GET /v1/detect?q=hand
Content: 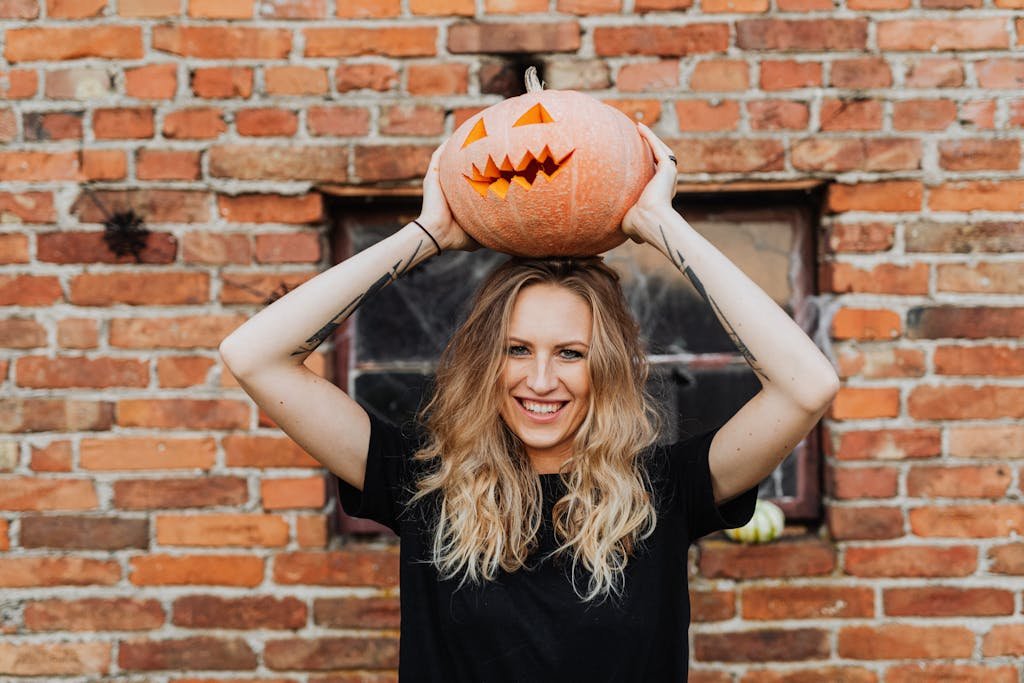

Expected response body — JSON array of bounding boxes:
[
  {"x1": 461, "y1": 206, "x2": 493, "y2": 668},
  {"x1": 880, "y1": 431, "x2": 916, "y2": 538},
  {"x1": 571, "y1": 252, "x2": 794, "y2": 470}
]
[
  {"x1": 621, "y1": 123, "x2": 678, "y2": 244},
  {"x1": 418, "y1": 142, "x2": 479, "y2": 252}
]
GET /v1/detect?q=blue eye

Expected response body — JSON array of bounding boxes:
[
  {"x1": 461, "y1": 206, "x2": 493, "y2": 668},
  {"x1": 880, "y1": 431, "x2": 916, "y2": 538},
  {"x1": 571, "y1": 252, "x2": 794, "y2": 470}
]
[
  {"x1": 507, "y1": 345, "x2": 529, "y2": 356},
  {"x1": 559, "y1": 349, "x2": 585, "y2": 360}
]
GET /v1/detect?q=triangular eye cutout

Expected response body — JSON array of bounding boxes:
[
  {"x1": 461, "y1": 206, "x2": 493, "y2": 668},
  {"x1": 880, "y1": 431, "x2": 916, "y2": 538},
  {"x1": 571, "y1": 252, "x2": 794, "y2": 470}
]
[
  {"x1": 513, "y1": 103, "x2": 555, "y2": 127},
  {"x1": 461, "y1": 118, "x2": 488, "y2": 148}
]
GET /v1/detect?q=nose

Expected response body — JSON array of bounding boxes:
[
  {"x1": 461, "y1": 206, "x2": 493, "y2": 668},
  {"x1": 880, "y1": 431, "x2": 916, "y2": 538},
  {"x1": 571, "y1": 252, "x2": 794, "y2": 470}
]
[{"x1": 525, "y1": 356, "x2": 558, "y2": 395}]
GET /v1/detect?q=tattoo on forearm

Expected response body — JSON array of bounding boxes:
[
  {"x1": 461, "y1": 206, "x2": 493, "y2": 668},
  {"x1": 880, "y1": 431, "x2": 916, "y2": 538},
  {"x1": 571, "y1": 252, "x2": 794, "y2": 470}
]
[
  {"x1": 657, "y1": 225, "x2": 769, "y2": 382},
  {"x1": 289, "y1": 241, "x2": 425, "y2": 357}
]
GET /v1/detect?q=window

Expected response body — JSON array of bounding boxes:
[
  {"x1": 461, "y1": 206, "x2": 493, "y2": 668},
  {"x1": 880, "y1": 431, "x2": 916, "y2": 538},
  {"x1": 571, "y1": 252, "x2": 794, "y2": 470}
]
[{"x1": 325, "y1": 187, "x2": 825, "y2": 533}]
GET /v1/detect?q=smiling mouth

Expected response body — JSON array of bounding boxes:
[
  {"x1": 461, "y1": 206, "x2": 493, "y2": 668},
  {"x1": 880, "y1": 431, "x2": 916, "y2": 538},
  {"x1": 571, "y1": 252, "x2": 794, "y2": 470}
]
[
  {"x1": 517, "y1": 398, "x2": 568, "y2": 416},
  {"x1": 464, "y1": 147, "x2": 574, "y2": 199}
]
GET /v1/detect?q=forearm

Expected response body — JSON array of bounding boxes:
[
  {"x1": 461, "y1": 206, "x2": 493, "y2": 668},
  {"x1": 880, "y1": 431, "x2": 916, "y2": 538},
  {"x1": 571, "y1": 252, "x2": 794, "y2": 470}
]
[
  {"x1": 220, "y1": 222, "x2": 436, "y2": 377},
  {"x1": 640, "y1": 206, "x2": 838, "y2": 411}
]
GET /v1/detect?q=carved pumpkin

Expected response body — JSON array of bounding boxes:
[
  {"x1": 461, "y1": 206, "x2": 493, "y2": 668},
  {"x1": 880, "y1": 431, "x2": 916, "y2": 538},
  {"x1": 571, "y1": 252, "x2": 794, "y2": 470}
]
[{"x1": 439, "y1": 68, "x2": 654, "y2": 257}]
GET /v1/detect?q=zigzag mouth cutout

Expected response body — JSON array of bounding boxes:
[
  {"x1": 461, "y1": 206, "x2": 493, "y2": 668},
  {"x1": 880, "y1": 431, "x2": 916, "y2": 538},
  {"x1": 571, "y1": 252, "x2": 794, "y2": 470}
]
[{"x1": 463, "y1": 146, "x2": 574, "y2": 199}]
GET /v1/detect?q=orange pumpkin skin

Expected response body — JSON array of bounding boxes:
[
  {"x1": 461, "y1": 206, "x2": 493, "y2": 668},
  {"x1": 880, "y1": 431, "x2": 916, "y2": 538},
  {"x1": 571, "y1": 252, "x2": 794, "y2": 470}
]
[{"x1": 438, "y1": 88, "x2": 654, "y2": 257}]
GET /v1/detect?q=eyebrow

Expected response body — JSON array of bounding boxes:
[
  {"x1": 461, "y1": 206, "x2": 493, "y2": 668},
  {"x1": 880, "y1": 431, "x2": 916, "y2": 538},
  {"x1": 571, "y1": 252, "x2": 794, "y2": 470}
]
[{"x1": 509, "y1": 336, "x2": 590, "y2": 348}]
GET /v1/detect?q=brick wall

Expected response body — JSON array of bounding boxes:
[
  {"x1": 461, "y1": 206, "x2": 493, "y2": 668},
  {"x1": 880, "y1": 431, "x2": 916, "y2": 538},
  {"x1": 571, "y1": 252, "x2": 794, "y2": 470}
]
[{"x1": 1, "y1": 0, "x2": 1022, "y2": 679}]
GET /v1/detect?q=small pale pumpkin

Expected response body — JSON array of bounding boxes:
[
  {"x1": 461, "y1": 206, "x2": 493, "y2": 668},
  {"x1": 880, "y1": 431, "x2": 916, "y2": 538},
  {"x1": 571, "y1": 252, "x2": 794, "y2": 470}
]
[
  {"x1": 723, "y1": 499, "x2": 786, "y2": 544},
  {"x1": 439, "y1": 68, "x2": 654, "y2": 257}
]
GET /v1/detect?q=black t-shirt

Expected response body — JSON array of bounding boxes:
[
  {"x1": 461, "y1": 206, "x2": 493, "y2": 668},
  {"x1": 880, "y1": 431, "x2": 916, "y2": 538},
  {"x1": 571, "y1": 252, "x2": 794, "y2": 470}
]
[{"x1": 335, "y1": 413, "x2": 757, "y2": 682}]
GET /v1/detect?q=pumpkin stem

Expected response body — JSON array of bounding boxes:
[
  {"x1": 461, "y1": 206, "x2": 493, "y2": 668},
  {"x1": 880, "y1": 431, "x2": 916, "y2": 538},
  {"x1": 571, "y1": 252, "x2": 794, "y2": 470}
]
[{"x1": 524, "y1": 66, "x2": 544, "y2": 93}]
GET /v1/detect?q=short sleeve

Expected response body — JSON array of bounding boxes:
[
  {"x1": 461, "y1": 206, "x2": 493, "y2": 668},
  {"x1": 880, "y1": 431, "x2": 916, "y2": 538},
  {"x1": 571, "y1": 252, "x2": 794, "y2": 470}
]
[
  {"x1": 669, "y1": 428, "x2": 759, "y2": 542},
  {"x1": 334, "y1": 413, "x2": 421, "y2": 535}
]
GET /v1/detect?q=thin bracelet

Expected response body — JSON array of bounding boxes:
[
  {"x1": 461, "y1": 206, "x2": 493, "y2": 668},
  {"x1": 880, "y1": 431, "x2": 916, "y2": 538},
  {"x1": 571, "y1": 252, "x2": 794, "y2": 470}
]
[{"x1": 412, "y1": 219, "x2": 442, "y2": 256}]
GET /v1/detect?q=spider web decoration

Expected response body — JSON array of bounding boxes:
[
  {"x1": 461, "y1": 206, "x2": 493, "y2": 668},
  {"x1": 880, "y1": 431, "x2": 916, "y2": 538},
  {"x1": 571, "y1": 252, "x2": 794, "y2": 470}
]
[{"x1": 82, "y1": 187, "x2": 151, "y2": 263}]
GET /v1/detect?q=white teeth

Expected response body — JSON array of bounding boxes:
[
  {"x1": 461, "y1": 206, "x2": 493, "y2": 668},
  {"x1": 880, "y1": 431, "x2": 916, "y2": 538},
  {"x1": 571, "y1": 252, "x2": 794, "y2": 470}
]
[{"x1": 522, "y1": 400, "x2": 561, "y2": 414}]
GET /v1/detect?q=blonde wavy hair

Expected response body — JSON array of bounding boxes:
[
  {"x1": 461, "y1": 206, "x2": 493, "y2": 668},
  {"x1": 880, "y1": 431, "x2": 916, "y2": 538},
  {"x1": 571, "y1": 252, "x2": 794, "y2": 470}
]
[{"x1": 411, "y1": 257, "x2": 661, "y2": 601}]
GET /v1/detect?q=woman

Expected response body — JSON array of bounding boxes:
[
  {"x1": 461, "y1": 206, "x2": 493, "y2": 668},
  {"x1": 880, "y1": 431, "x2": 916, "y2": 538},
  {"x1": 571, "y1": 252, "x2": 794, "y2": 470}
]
[{"x1": 219, "y1": 124, "x2": 840, "y2": 680}]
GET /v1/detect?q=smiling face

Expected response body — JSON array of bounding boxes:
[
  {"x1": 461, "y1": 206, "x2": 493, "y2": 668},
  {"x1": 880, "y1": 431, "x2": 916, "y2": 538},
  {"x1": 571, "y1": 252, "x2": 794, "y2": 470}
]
[{"x1": 498, "y1": 283, "x2": 593, "y2": 474}]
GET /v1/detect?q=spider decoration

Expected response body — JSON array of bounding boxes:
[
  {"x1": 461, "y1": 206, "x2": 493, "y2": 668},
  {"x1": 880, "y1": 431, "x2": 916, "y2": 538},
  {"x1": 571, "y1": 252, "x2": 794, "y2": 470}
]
[{"x1": 82, "y1": 188, "x2": 151, "y2": 263}]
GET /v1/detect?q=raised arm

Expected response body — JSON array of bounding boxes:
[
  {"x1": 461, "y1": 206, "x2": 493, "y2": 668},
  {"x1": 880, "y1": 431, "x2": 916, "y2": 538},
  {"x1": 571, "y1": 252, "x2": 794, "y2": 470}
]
[
  {"x1": 622, "y1": 124, "x2": 840, "y2": 505},
  {"x1": 219, "y1": 144, "x2": 475, "y2": 489}
]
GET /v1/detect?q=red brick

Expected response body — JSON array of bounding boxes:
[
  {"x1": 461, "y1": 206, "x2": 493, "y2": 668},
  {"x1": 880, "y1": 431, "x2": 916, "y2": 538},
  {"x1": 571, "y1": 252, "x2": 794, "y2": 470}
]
[
  {"x1": 38, "y1": 231, "x2": 176, "y2": 264},
  {"x1": 694, "y1": 629, "x2": 829, "y2": 662},
  {"x1": 962, "y1": 99, "x2": 996, "y2": 129},
  {"x1": 74, "y1": 189, "x2": 210, "y2": 226},
  {"x1": 307, "y1": 106, "x2": 370, "y2": 136},
  {"x1": 224, "y1": 435, "x2": 320, "y2": 468},
  {"x1": 0, "y1": 642, "x2": 111, "y2": 675},
  {"x1": 936, "y1": 345, "x2": 1024, "y2": 376},
  {"x1": 261, "y1": 477, "x2": 326, "y2": 510},
  {"x1": 314, "y1": 597, "x2": 400, "y2": 629},
  {"x1": 130, "y1": 555, "x2": 264, "y2": 587},
  {"x1": 274, "y1": 549, "x2": 400, "y2": 586},
  {"x1": 173, "y1": 595, "x2": 306, "y2": 629},
  {"x1": 989, "y1": 543, "x2": 1024, "y2": 575},
  {"x1": 827, "y1": 181, "x2": 923, "y2": 213},
  {"x1": 690, "y1": 589, "x2": 735, "y2": 622},
  {"x1": 235, "y1": 108, "x2": 298, "y2": 137},
  {"x1": 939, "y1": 139, "x2": 1020, "y2": 171},
  {"x1": 742, "y1": 585, "x2": 874, "y2": 620},
  {"x1": 910, "y1": 505, "x2": 1024, "y2": 537},
  {"x1": 937, "y1": 262, "x2": 1024, "y2": 295},
  {"x1": 210, "y1": 145, "x2": 348, "y2": 182},
  {"x1": 337, "y1": 0, "x2": 400, "y2": 15},
  {"x1": 603, "y1": 99, "x2": 661, "y2": 124},
  {"x1": 137, "y1": 149, "x2": 201, "y2": 181},
  {"x1": 930, "y1": 181, "x2": 1024, "y2": 212},
  {"x1": 117, "y1": 399, "x2": 249, "y2": 430},
  {"x1": 412, "y1": 0, "x2": 475, "y2": 13},
  {"x1": 21, "y1": 515, "x2": 148, "y2": 550},
  {"x1": 219, "y1": 193, "x2": 319, "y2": 225},
  {"x1": 820, "y1": 98, "x2": 883, "y2": 131},
  {"x1": 907, "y1": 306, "x2": 1024, "y2": 339},
  {"x1": 844, "y1": 545, "x2": 976, "y2": 577},
  {"x1": 828, "y1": 506, "x2": 903, "y2": 540},
  {"x1": 407, "y1": 63, "x2": 469, "y2": 95},
  {"x1": 264, "y1": 636, "x2": 398, "y2": 670},
  {"x1": 189, "y1": 0, "x2": 253, "y2": 17},
  {"x1": 163, "y1": 107, "x2": 226, "y2": 139},
  {"x1": 699, "y1": 538, "x2": 836, "y2": 579},
  {"x1": 0, "y1": 233, "x2": 28, "y2": 263},
  {"x1": 748, "y1": 100, "x2": 808, "y2": 130},
  {"x1": 829, "y1": 387, "x2": 900, "y2": 420},
  {"x1": 0, "y1": 398, "x2": 114, "y2": 433},
  {"x1": 673, "y1": 138, "x2": 784, "y2": 172},
  {"x1": 822, "y1": 262, "x2": 928, "y2": 295},
  {"x1": 80, "y1": 149, "x2": 127, "y2": 181},
  {"x1": 0, "y1": 477, "x2": 97, "y2": 510},
  {"x1": 125, "y1": 63, "x2": 177, "y2": 99},
  {"x1": 70, "y1": 272, "x2": 208, "y2": 306},
  {"x1": 253, "y1": 233, "x2": 321, "y2": 263},
  {"x1": 81, "y1": 436, "x2": 216, "y2": 471},
  {"x1": 110, "y1": 315, "x2": 245, "y2": 348},
  {"x1": 0, "y1": 69, "x2": 37, "y2": 99},
  {"x1": 264, "y1": 66, "x2": 328, "y2": 96},
  {"x1": 16, "y1": 356, "x2": 148, "y2": 389},
  {"x1": 983, "y1": 625, "x2": 1024, "y2": 657},
  {"x1": 154, "y1": 26, "x2": 291, "y2": 58},
  {"x1": 976, "y1": 58, "x2": 1024, "y2": 89},
  {"x1": 0, "y1": 557, "x2": 120, "y2": 587},
  {"x1": 893, "y1": 99, "x2": 957, "y2": 131},
  {"x1": 759, "y1": 60, "x2": 821, "y2": 90},
  {"x1": 0, "y1": 0, "x2": 38, "y2": 18},
  {"x1": 702, "y1": 0, "x2": 767, "y2": 10},
  {"x1": 380, "y1": 104, "x2": 445, "y2": 136},
  {"x1": 0, "y1": 318, "x2": 46, "y2": 348},
  {"x1": 737, "y1": 19, "x2": 867, "y2": 50},
  {"x1": 690, "y1": 59, "x2": 748, "y2": 91},
  {"x1": 634, "y1": 0, "x2": 694, "y2": 7},
  {"x1": 157, "y1": 356, "x2": 216, "y2": 387},
  {"x1": 119, "y1": 0, "x2": 179, "y2": 15},
  {"x1": 183, "y1": 233, "x2": 251, "y2": 265},
  {"x1": 739, "y1": 668, "x2": 877, "y2": 683},
  {"x1": 838, "y1": 625, "x2": 974, "y2": 659},
  {"x1": 675, "y1": 100, "x2": 739, "y2": 131},
  {"x1": 909, "y1": 385, "x2": 1024, "y2": 420},
  {"x1": 905, "y1": 221, "x2": 1024, "y2": 254},
  {"x1": 0, "y1": 151, "x2": 79, "y2": 181},
  {"x1": 297, "y1": 515, "x2": 328, "y2": 548},
  {"x1": 0, "y1": 191, "x2": 55, "y2": 223},
  {"x1": 336, "y1": 63, "x2": 398, "y2": 92},
  {"x1": 878, "y1": 19, "x2": 1008, "y2": 51},
  {"x1": 829, "y1": 465, "x2": 898, "y2": 499},
  {"x1": 25, "y1": 598, "x2": 163, "y2": 631},
  {"x1": 886, "y1": 664, "x2": 1018, "y2": 683},
  {"x1": 23, "y1": 112, "x2": 81, "y2": 141},
  {"x1": 830, "y1": 308, "x2": 900, "y2": 341},
  {"x1": 594, "y1": 24, "x2": 727, "y2": 56},
  {"x1": 827, "y1": 223, "x2": 894, "y2": 254},
  {"x1": 908, "y1": 464, "x2": 1012, "y2": 498},
  {"x1": 263, "y1": 0, "x2": 326, "y2": 17},
  {"x1": 354, "y1": 144, "x2": 433, "y2": 182},
  {"x1": 119, "y1": 637, "x2": 257, "y2": 671},
  {"x1": 5, "y1": 26, "x2": 143, "y2": 62},
  {"x1": 0, "y1": 275, "x2": 61, "y2": 306},
  {"x1": 307, "y1": 27, "x2": 437, "y2": 57},
  {"x1": 616, "y1": 61, "x2": 679, "y2": 92},
  {"x1": 114, "y1": 477, "x2": 247, "y2": 509},
  {"x1": 191, "y1": 67, "x2": 253, "y2": 98},
  {"x1": 837, "y1": 347, "x2": 924, "y2": 379},
  {"x1": 831, "y1": 57, "x2": 892, "y2": 88},
  {"x1": 30, "y1": 441, "x2": 72, "y2": 472},
  {"x1": 906, "y1": 58, "x2": 964, "y2": 88},
  {"x1": 44, "y1": 67, "x2": 115, "y2": 99},
  {"x1": 157, "y1": 514, "x2": 288, "y2": 547}
]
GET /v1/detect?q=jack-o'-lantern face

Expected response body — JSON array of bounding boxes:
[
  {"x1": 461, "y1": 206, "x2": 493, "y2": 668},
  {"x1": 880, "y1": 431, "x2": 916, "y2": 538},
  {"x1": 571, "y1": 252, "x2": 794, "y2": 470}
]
[
  {"x1": 438, "y1": 72, "x2": 654, "y2": 257},
  {"x1": 459, "y1": 103, "x2": 575, "y2": 200}
]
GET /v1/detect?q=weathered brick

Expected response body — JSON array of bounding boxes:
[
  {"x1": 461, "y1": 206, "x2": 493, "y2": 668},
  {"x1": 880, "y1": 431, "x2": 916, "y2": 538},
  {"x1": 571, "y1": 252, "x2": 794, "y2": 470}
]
[
  {"x1": 307, "y1": 27, "x2": 437, "y2": 57},
  {"x1": 264, "y1": 636, "x2": 399, "y2": 670},
  {"x1": 0, "y1": 318, "x2": 47, "y2": 349},
  {"x1": 157, "y1": 356, "x2": 216, "y2": 387},
  {"x1": 0, "y1": 68, "x2": 38, "y2": 99},
  {"x1": 110, "y1": 315, "x2": 245, "y2": 348},
  {"x1": 80, "y1": 149, "x2": 127, "y2": 181},
  {"x1": 893, "y1": 99, "x2": 957, "y2": 131},
  {"x1": 189, "y1": 0, "x2": 254, "y2": 17},
  {"x1": 906, "y1": 58, "x2": 964, "y2": 88},
  {"x1": 24, "y1": 111, "x2": 82, "y2": 141},
  {"x1": 0, "y1": 477, "x2": 97, "y2": 510},
  {"x1": 117, "y1": 399, "x2": 250, "y2": 430},
  {"x1": 21, "y1": 515, "x2": 149, "y2": 549},
  {"x1": 907, "y1": 464, "x2": 1012, "y2": 499},
  {"x1": 119, "y1": 637, "x2": 257, "y2": 671},
  {"x1": 156, "y1": 514, "x2": 288, "y2": 547},
  {"x1": 699, "y1": 538, "x2": 836, "y2": 579},
  {"x1": 224, "y1": 434, "x2": 319, "y2": 467},
  {"x1": 0, "y1": 151, "x2": 79, "y2": 181},
  {"x1": 878, "y1": 19, "x2": 1007, "y2": 51},
  {"x1": 173, "y1": 595, "x2": 306, "y2": 629},
  {"x1": 929, "y1": 181, "x2": 1024, "y2": 212},
  {"x1": 114, "y1": 476, "x2": 247, "y2": 509},
  {"x1": 191, "y1": 67, "x2": 253, "y2": 98},
  {"x1": 827, "y1": 181, "x2": 923, "y2": 213},
  {"x1": 337, "y1": 0, "x2": 400, "y2": 17},
  {"x1": 821, "y1": 262, "x2": 928, "y2": 295},
  {"x1": 906, "y1": 222, "x2": 1024, "y2": 253},
  {"x1": 748, "y1": 100, "x2": 809, "y2": 130},
  {"x1": 736, "y1": 19, "x2": 867, "y2": 51},
  {"x1": 837, "y1": 347, "x2": 924, "y2": 379},
  {"x1": 844, "y1": 545, "x2": 976, "y2": 577},
  {"x1": 183, "y1": 233, "x2": 251, "y2": 264},
  {"x1": 261, "y1": 477, "x2": 326, "y2": 509},
  {"x1": 0, "y1": 642, "x2": 111, "y2": 676},
  {"x1": 119, "y1": 0, "x2": 179, "y2": 15},
  {"x1": 910, "y1": 504, "x2": 1024, "y2": 537},
  {"x1": 5, "y1": 27, "x2": 143, "y2": 62},
  {"x1": 81, "y1": 436, "x2": 216, "y2": 470},
  {"x1": 827, "y1": 223, "x2": 895, "y2": 253},
  {"x1": 0, "y1": 557, "x2": 120, "y2": 587},
  {"x1": 989, "y1": 543, "x2": 1024, "y2": 575},
  {"x1": 354, "y1": 144, "x2": 433, "y2": 182},
  {"x1": 937, "y1": 345, "x2": 1024, "y2": 377},
  {"x1": 263, "y1": 0, "x2": 326, "y2": 17},
  {"x1": 690, "y1": 589, "x2": 736, "y2": 622},
  {"x1": 907, "y1": 306, "x2": 1024, "y2": 339},
  {"x1": 336, "y1": 63, "x2": 399, "y2": 92},
  {"x1": 0, "y1": 191, "x2": 56, "y2": 223},
  {"x1": 694, "y1": 629, "x2": 829, "y2": 662},
  {"x1": 30, "y1": 441, "x2": 72, "y2": 472},
  {"x1": 830, "y1": 465, "x2": 899, "y2": 499},
  {"x1": 130, "y1": 555, "x2": 264, "y2": 586},
  {"x1": 163, "y1": 107, "x2": 226, "y2": 139},
  {"x1": 831, "y1": 308, "x2": 900, "y2": 341},
  {"x1": 16, "y1": 356, "x2": 149, "y2": 388},
  {"x1": 72, "y1": 189, "x2": 210, "y2": 224},
  {"x1": 838, "y1": 625, "x2": 974, "y2": 659},
  {"x1": 675, "y1": 101, "x2": 740, "y2": 131},
  {"x1": 124, "y1": 63, "x2": 177, "y2": 99},
  {"x1": 307, "y1": 106, "x2": 370, "y2": 136},
  {"x1": 154, "y1": 26, "x2": 291, "y2": 58},
  {"x1": 909, "y1": 385, "x2": 1024, "y2": 420},
  {"x1": 69, "y1": 272, "x2": 209, "y2": 306},
  {"x1": 221, "y1": 272, "x2": 316, "y2": 304},
  {"x1": 759, "y1": 60, "x2": 821, "y2": 90},
  {"x1": 380, "y1": 104, "x2": 445, "y2": 136},
  {"x1": 235, "y1": 108, "x2": 299, "y2": 137},
  {"x1": 937, "y1": 262, "x2": 1024, "y2": 295},
  {"x1": 0, "y1": 398, "x2": 113, "y2": 433},
  {"x1": 742, "y1": 585, "x2": 874, "y2": 620},
  {"x1": 828, "y1": 506, "x2": 904, "y2": 540},
  {"x1": 136, "y1": 149, "x2": 201, "y2": 181},
  {"x1": 297, "y1": 515, "x2": 328, "y2": 548},
  {"x1": 314, "y1": 597, "x2": 400, "y2": 629},
  {"x1": 831, "y1": 57, "x2": 892, "y2": 88},
  {"x1": 949, "y1": 425, "x2": 1024, "y2": 460},
  {"x1": 274, "y1": 549, "x2": 400, "y2": 586},
  {"x1": 673, "y1": 138, "x2": 784, "y2": 172},
  {"x1": 886, "y1": 664, "x2": 1018, "y2": 683},
  {"x1": 594, "y1": 24, "x2": 727, "y2": 56},
  {"x1": 983, "y1": 625, "x2": 1024, "y2": 657},
  {"x1": 407, "y1": 63, "x2": 470, "y2": 95},
  {"x1": 25, "y1": 598, "x2": 164, "y2": 631},
  {"x1": 739, "y1": 668, "x2": 877, "y2": 683},
  {"x1": 44, "y1": 68, "x2": 116, "y2": 100},
  {"x1": 690, "y1": 59, "x2": 749, "y2": 91},
  {"x1": 210, "y1": 145, "x2": 348, "y2": 182},
  {"x1": 263, "y1": 66, "x2": 328, "y2": 96},
  {"x1": 820, "y1": 98, "x2": 883, "y2": 131},
  {"x1": 829, "y1": 387, "x2": 900, "y2": 419}
]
